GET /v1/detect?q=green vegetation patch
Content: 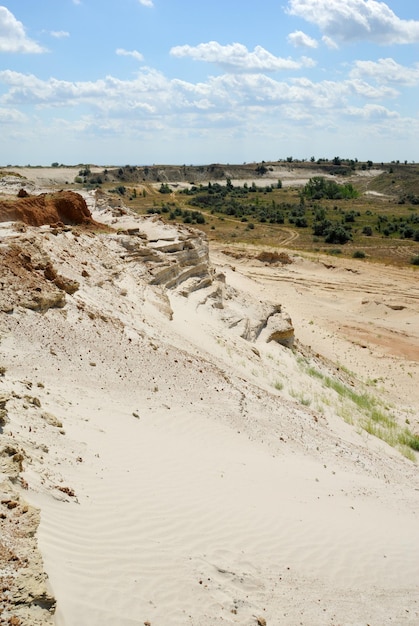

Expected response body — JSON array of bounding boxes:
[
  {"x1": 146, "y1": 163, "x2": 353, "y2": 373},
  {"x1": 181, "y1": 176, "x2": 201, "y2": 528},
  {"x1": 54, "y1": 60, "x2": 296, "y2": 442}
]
[{"x1": 303, "y1": 362, "x2": 418, "y2": 460}]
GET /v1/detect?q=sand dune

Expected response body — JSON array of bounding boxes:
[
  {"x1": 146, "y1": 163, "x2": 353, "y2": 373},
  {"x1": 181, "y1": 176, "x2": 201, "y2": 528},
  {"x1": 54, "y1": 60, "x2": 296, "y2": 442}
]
[{"x1": 1, "y1": 184, "x2": 418, "y2": 625}]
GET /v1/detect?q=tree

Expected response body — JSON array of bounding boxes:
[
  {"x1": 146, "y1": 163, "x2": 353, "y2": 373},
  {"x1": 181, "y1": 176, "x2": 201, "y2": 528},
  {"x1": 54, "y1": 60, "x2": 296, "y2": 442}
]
[
  {"x1": 302, "y1": 176, "x2": 358, "y2": 200},
  {"x1": 324, "y1": 224, "x2": 352, "y2": 244},
  {"x1": 255, "y1": 164, "x2": 268, "y2": 176}
]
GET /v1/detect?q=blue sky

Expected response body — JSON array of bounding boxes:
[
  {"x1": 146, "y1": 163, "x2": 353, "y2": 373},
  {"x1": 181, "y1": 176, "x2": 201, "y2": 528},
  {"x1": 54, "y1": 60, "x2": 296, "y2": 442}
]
[{"x1": 0, "y1": 0, "x2": 418, "y2": 165}]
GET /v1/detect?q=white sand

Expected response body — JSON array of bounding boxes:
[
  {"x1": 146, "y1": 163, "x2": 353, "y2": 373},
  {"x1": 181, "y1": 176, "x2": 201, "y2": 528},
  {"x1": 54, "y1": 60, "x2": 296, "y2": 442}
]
[{"x1": 1, "y1": 193, "x2": 418, "y2": 625}]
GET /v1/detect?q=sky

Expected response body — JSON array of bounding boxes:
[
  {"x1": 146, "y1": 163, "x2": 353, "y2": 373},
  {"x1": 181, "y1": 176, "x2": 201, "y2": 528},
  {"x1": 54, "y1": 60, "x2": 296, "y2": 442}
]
[{"x1": 0, "y1": 0, "x2": 418, "y2": 166}]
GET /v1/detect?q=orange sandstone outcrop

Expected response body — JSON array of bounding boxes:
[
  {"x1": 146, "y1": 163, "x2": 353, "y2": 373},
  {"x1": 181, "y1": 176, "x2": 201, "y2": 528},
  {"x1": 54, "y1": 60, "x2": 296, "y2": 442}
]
[{"x1": 0, "y1": 190, "x2": 97, "y2": 227}]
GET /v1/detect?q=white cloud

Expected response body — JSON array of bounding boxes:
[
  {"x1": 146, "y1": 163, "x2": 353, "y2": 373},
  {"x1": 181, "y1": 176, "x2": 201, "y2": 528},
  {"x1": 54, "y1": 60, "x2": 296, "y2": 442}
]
[
  {"x1": 286, "y1": 0, "x2": 419, "y2": 45},
  {"x1": 287, "y1": 30, "x2": 318, "y2": 48},
  {"x1": 0, "y1": 6, "x2": 45, "y2": 53},
  {"x1": 348, "y1": 78, "x2": 398, "y2": 99},
  {"x1": 0, "y1": 106, "x2": 27, "y2": 123},
  {"x1": 170, "y1": 41, "x2": 313, "y2": 73},
  {"x1": 0, "y1": 66, "x2": 398, "y2": 115},
  {"x1": 345, "y1": 104, "x2": 399, "y2": 119},
  {"x1": 350, "y1": 58, "x2": 419, "y2": 86},
  {"x1": 0, "y1": 61, "x2": 410, "y2": 160},
  {"x1": 50, "y1": 31, "x2": 70, "y2": 39},
  {"x1": 138, "y1": 0, "x2": 154, "y2": 7},
  {"x1": 0, "y1": 68, "x2": 175, "y2": 112},
  {"x1": 116, "y1": 48, "x2": 144, "y2": 62},
  {"x1": 322, "y1": 36, "x2": 339, "y2": 49},
  {"x1": 1, "y1": 63, "x2": 416, "y2": 163}
]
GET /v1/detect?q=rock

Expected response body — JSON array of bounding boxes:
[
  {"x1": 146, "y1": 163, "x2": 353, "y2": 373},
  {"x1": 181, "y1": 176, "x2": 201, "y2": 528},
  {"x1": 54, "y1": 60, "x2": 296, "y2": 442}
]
[
  {"x1": 0, "y1": 190, "x2": 100, "y2": 228},
  {"x1": 148, "y1": 229, "x2": 211, "y2": 290},
  {"x1": 0, "y1": 408, "x2": 8, "y2": 426},
  {"x1": 200, "y1": 278, "x2": 294, "y2": 346},
  {"x1": 0, "y1": 481, "x2": 56, "y2": 624},
  {"x1": 263, "y1": 310, "x2": 295, "y2": 347},
  {"x1": 0, "y1": 393, "x2": 10, "y2": 410},
  {"x1": 14, "y1": 568, "x2": 56, "y2": 612},
  {"x1": 0, "y1": 240, "x2": 75, "y2": 313},
  {"x1": 41, "y1": 412, "x2": 63, "y2": 428}
]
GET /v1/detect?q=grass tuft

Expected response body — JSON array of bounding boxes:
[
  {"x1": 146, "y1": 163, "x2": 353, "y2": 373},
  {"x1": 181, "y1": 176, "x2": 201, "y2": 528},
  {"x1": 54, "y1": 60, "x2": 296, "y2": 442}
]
[{"x1": 301, "y1": 357, "x2": 417, "y2": 461}]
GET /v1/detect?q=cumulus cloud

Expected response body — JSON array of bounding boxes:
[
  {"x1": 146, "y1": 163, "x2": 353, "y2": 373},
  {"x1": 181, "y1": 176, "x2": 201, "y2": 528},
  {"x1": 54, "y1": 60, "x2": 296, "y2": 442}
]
[
  {"x1": 287, "y1": 30, "x2": 318, "y2": 48},
  {"x1": 286, "y1": 0, "x2": 419, "y2": 45},
  {"x1": 138, "y1": 0, "x2": 154, "y2": 7},
  {"x1": 170, "y1": 41, "x2": 313, "y2": 72},
  {"x1": 0, "y1": 6, "x2": 45, "y2": 53},
  {"x1": 348, "y1": 78, "x2": 398, "y2": 99},
  {"x1": 0, "y1": 62, "x2": 404, "y2": 133},
  {"x1": 350, "y1": 58, "x2": 419, "y2": 86},
  {"x1": 346, "y1": 104, "x2": 399, "y2": 119},
  {"x1": 116, "y1": 48, "x2": 144, "y2": 62},
  {"x1": 0, "y1": 68, "x2": 176, "y2": 112}
]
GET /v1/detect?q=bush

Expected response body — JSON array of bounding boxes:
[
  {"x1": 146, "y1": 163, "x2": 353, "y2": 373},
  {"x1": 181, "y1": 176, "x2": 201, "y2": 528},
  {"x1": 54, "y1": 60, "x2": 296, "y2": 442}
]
[
  {"x1": 294, "y1": 216, "x2": 308, "y2": 228},
  {"x1": 324, "y1": 224, "x2": 352, "y2": 244},
  {"x1": 411, "y1": 255, "x2": 419, "y2": 266},
  {"x1": 313, "y1": 219, "x2": 332, "y2": 236},
  {"x1": 353, "y1": 250, "x2": 366, "y2": 259},
  {"x1": 302, "y1": 176, "x2": 359, "y2": 200}
]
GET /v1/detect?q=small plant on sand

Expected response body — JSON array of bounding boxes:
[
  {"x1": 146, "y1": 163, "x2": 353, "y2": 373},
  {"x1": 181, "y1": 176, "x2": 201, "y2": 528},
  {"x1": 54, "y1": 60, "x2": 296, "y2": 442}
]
[
  {"x1": 290, "y1": 388, "x2": 312, "y2": 406},
  {"x1": 300, "y1": 358, "x2": 418, "y2": 461}
]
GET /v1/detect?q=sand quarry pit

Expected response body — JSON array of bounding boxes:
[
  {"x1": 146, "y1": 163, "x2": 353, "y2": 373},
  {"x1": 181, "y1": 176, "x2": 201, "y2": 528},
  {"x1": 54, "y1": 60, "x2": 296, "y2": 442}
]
[{"x1": 0, "y1": 173, "x2": 418, "y2": 625}]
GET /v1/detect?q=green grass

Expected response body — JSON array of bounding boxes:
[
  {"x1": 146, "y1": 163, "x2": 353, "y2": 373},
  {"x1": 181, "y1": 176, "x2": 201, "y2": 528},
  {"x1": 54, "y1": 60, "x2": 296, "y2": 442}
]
[
  {"x1": 290, "y1": 388, "x2": 312, "y2": 406},
  {"x1": 398, "y1": 430, "x2": 419, "y2": 451},
  {"x1": 302, "y1": 361, "x2": 418, "y2": 460}
]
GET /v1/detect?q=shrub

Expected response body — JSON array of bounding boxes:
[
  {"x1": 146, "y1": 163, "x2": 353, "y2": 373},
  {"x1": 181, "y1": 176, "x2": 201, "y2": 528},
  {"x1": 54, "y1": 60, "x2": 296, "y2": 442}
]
[
  {"x1": 411, "y1": 255, "x2": 419, "y2": 266},
  {"x1": 302, "y1": 176, "x2": 359, "y2": 200},
  {"x1": 353, "y1": 250, "x2": 366, "y2": 258},
  {"x1": 324, "y1": 224, "x2": 352, "y2": 244}
]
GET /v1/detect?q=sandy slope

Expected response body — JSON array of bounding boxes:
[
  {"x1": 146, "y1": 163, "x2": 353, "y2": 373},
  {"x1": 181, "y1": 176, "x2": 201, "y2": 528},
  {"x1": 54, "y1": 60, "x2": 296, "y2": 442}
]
[
  {"x1": 211, "y1": 244, "x2": 419, "y2": 413},
  {"x1": 1, "y1": 190, "x2": 418, "y2": 625}
]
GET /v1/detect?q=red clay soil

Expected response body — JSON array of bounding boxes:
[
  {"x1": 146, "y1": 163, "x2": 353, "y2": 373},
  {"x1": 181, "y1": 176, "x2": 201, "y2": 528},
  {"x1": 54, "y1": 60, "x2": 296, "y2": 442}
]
[{"x1": 0, "y1": 190, "x2": 101, "y2": 228}]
